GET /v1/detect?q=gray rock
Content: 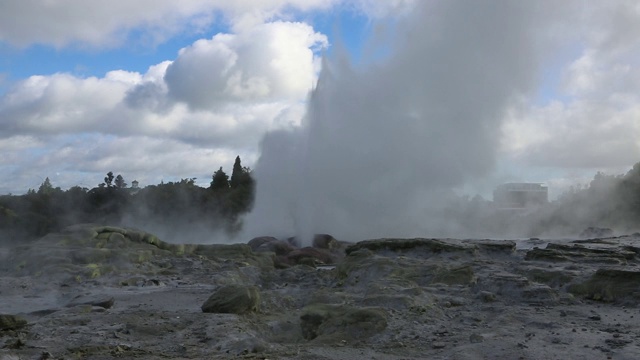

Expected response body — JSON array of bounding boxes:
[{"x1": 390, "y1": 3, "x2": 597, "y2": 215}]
[
  {"x1": 470, "y1": 333, "x2": 484, "y2": 343},
  {"x1": 346, "y1": 238, "x2": 477, "y2": 256},
  {"x1": 569, "y1": 268, "x2": 640, "y2": 303},
  {"x1": 300, "y1": 304, "x2": 387, "y2": 341},
  {"x1": 66, "y1": 295, "x2": 115, "y2": 309},
  {"x1": 312, "y1": 234, "x2": 339, "y2": 250},
  {"x1": 202, "y1": 285, "x2": 260, "y2": 314},
  {"x1": 579, "y1": 227, "x2": 614, "y2": 239},
  {"x1": 0, "y1": 314, "x2": 27, "y2": 330},
  {"x1": 478, "y1": 291, "x2": 496, "y2": 302}
]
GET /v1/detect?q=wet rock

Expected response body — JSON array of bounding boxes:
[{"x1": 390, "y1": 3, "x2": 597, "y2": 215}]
[
  {"x1": 525, "y1": 243, "x2": 633, "y2": 264},
  {"x1": 247, "y1": 236, "x2": 279, "y2": 251},
  {"x1": 580, "y1": 227, "x2": 614, "y2": 239},
  {"x1": 521, "y1": 267, "x2": 575, "y2": 287},
  {"x1": 478, "y1": 291, "x2": 496, "y2": 302},
  {"x1": 7, "y1": 225, "x2": 187, "y2": 279},
  {"x1": 570, "y1": 269, "x2": 640, "y2": 303},
  {"x1": 0, "y1": 314, "x2": 27, "y2": 330},
  {"x1": 605, "y1": 338, "x2": 632, "y2": 348},
  {"x1": 195, "y1": 243, "x2": 274, "y2": 268},
  {"x1": 470, "y1": 333, "x2": 484, "y2": 343},
  {"x1": 338, "y1": 247, "x2": 475, "y2": 290},
  {"x1": 312, "y1": 234, "x2": 339, "y2": 250},
  {"x1": 474, "y1": 272, "x2": 555, "y2": 304},
  {"x1": 251, "y1": 238, "x2": 296, "y2": 256},
  {"x1": 286, "y1": 236, "x2": 302, "y2": 248},
  {"x1": 358, "y1": 294, "x2": 416, "y2": 310},
  {"x1": 225, "y1": 337, "x2": 270, "y2": 356},
  {"x1": 346, "y1": 238, "x2": 477, "y2": 257},
  {"x1": 466, "y1": 239, "x2": 516, "y2": 254},
  {"x1": 285, "y1": 247, "x2": 337, "y2": 267},
  {"x1": 525, "y1": 248, "x2": 569, "y2": 262},
  {"x1": 202, "y1": 285, "x2": 260, "y2": 314},
  {"x1": 300, "y1": 304, "x2": 387, "y2": 341},
  {"x1": 431, "y1": 264, "x2": 476, "y2": 286},
  {"x1": 66, "y1": 295, "x2": 115, "y2": 309},
  {"x1": 547, "y1": 243, "x2": 635, "y2": 260},
  {"x1": 522, "y1": 284, "x2": 558, "y2": 304}
]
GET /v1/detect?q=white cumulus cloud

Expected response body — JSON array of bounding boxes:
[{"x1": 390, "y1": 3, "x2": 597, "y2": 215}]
[
  {"x1": 164, "y1": 21, "x2": 327, "y2": 109},
  {"x1": 0, "y1": 0, "x2": 344, "y2": 48},
  {"x1": 500, "y1": 0, "x2": 640, "y2": 183},
  {"x1": 0, "y1": 20, "x2": 326, "y2": 193}
]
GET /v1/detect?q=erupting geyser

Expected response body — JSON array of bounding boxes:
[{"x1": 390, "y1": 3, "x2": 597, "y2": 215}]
[{"x1": 244, "y1": 1, "x2": 543, "y2": 242}]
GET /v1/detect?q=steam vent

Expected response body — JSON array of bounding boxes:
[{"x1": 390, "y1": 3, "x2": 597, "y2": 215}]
[{"x1": 493, "y1": 183, "x2": 548, "y2": 209}]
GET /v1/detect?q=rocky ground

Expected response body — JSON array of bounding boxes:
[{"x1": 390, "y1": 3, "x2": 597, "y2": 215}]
[{"x1": 2, "y1": 225, "x2": 640, "y2": 359}]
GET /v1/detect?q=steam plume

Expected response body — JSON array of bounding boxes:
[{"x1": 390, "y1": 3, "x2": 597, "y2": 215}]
[{"x1": 245, "y1": 1, "x2": 543, "y2": 241}]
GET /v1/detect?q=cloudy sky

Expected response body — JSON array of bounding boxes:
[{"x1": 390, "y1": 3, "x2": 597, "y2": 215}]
[{"x1": 0, "y1": 0, "x2": 638, "y2": 200}]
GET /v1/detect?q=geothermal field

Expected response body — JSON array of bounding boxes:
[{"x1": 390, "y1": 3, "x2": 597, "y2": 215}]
[
  {"x1": 2, "y1": 224, "x2": 640, "y2": 359},
  {"x1": 1, "y1": 1, "x2": 639, "y2": 359}
]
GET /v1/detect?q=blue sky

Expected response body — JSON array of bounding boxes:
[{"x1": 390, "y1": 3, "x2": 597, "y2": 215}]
[
  {"x1": 0, "y1": 5, "x2": 371, "y2": 82},
  {"x1": 0, "y1": 0, "x2": 639, "y2": 199}
]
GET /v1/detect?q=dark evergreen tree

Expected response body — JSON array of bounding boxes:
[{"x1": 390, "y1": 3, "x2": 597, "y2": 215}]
[
  {"x1": 211, "y1": 167, "x2": 230, "y2": 191},
  {"x1": 115, "y1": 174, "x2": 127, "y2": 189},
  {"x1": 37, "y1": 177, "x2": 53, "y2": 195},
  {"x1": 230, "y1": 156, "x2": 243, "y2": 189}
]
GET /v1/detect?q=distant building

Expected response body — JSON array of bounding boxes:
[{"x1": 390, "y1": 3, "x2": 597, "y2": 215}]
[
  {"x1": 129, "y1": 180, "x2": 140, "y2": 195},
  {"x1": 493, "y1": 183, "x2": 548, "y2": 209}
]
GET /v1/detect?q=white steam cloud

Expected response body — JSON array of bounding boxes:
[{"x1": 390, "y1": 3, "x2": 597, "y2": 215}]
[{"x1": 244, "y1": 1, "x2": 544, "y2": 241}]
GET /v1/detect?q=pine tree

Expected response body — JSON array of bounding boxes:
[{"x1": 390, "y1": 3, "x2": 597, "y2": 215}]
[
  {"x1": 211, "y1": 167, "x2": 230, "y2": 191},
  {"x1": 231, "y1": 156, "x2": 255, "y2": 189},
  {"x1": 37, "y1": 177, "x2": 53, "y2": 195},
  {"x1": 115, "y1": 174, "x2": 127, "y2": 189}
]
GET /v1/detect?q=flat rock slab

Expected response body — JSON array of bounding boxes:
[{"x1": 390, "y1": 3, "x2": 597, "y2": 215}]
[{"x1": 66, "y1": 295, "x2": 115, "y2": 309}]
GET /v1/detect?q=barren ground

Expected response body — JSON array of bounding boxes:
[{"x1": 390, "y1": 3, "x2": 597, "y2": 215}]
[{"x1": 2, "y1": 225, "x2": 640, "y2": 359}]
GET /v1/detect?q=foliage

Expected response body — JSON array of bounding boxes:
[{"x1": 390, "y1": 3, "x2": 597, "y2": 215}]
[
  {"x1": 211, "y1": 167, "x2": 230, "y2": 191},
  {"x1": 2, "y1": 156, "x2": 639, "y2": 242},
  {"x1": 115, "y1": 174, "x2": 127, "y2": 189},
  {"x1": 0, "y1": 157, "x2": 256, "y2": 242},
  {"x1": 104, "y1": 172, "x2": 114, "y2": 188}
]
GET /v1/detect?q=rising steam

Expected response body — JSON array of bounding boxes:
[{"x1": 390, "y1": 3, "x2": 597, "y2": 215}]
[{"x1": 244, "y1": 1, "x2": 545, "y2": 242}]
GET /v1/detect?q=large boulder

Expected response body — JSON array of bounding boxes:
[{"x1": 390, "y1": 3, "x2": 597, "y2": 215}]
[
  {"x1": 300, "y1": 304, "x2": 387, "y2": 342},
  {"x1": 248, "y1": 237, "x2": 296, "y2": 256},
  {"x1": 248, "y1": 236, "x2": 279, "y2": 250},
  {"x1": 286, "y1": 247, "x2": 337, "y2": 266},
  {"x1": 202, "y1": 285, "x2": 260, "y2": 314},
  {"x1": 312, "y1": 234, "x2": 339, "y2": 250}
]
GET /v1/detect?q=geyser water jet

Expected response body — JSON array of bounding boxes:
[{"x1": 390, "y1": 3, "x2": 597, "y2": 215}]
[{"x1": 244, "y1": 0, "x2": 544, "y2": 243}]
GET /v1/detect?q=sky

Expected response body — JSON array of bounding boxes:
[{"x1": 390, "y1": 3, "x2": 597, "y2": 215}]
[{"x1": 0, "y1": 0, "x2": 639, "y2": 204}]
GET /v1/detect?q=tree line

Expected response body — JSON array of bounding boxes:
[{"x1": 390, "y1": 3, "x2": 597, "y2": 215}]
[
  {"x1": 0, "y1": 156, "x2": 255, "y2": 241},
  {"x1": 2, "y1": 157, "x2": 639, "y2": 242}
]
